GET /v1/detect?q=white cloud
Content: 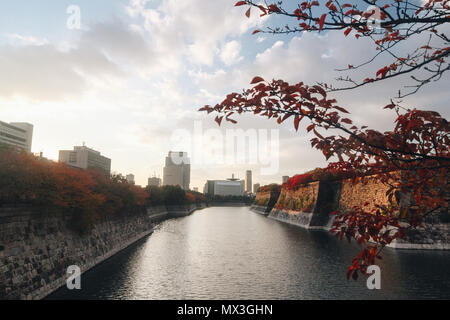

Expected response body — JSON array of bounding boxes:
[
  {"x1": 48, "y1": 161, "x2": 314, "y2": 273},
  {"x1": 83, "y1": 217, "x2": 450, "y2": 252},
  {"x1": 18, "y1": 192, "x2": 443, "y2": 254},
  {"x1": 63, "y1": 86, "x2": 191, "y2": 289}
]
[
  {"x1": 188, "y1": 41, "x2": 218, "y2": 66},
  {"x1": 192, "y1": 30, "x2": 449, "y2": 121},
  {"x1": 0, "y1": 43, "x2": 120, "y2": 101},
  {"x1": 0, "y1": 20, "x2": 157, "y2": 102},
  {"x1": 4, "y1": 33, "x2": 49, "y2": 46},
  {"x1": 127, "y1": 0, "x2": 267, "y2": 67},
  {"x1": 220, "y1": 40, "x2": 243, "y2": 66},
  {"x1": 79, "y1": 19, "x2": 155, "y2": 70}
]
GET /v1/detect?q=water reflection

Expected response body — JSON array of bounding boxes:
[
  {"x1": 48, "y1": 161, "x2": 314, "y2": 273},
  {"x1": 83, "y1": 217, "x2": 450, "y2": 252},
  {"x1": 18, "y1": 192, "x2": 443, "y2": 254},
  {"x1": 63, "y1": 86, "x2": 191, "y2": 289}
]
[{"x1": 48, "y1": 207, "x2": 450, "y2": 300}]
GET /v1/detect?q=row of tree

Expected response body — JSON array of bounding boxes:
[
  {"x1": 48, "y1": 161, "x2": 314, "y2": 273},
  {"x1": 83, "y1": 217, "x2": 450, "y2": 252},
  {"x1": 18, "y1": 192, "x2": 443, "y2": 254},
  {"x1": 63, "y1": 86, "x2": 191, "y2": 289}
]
[
  {"x1": 145, "y1": 185, "x2": 207, "y2": 206},
  {"x1": 0, "y1": 144, "x2": 206, "y2": 232},
  {"x1": 284, "y1": 166, "x2": 364, "y2": 191}
]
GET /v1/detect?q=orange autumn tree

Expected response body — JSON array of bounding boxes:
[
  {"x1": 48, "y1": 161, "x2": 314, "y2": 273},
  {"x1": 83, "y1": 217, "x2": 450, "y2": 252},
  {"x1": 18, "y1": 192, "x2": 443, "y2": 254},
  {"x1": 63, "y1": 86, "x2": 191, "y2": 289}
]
[
  {"x1": 200, "y1": 0, "x2": 450, "y2": 280},
  {"x1": 0, "y1": 145, "x2": 149, "y2": 233}
]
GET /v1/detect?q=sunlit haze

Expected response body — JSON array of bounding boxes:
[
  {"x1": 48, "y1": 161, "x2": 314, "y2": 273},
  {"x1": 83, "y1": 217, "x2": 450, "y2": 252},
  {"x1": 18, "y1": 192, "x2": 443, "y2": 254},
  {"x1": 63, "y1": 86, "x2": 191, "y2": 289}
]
[{"x1": 1, "y1": 0, "x2": 448, "y2": 188}]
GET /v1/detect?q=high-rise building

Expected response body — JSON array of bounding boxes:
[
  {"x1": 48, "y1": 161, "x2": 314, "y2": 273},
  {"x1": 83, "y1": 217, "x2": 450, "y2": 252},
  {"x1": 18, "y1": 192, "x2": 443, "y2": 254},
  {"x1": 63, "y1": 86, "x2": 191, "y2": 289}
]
[
  {"x1": 193, "y1": 187, "x2": 199, "y2": 192},
  {"x1": 245, "y1": 170, "x2": 252, "y2": 194},
  {"x1": 163, "y1": 151, "x2": 190, "y2": 190},
  {"x1": 282, "y1": 176, "x2": 290, "y2": 184},
  {"x1": 59, "y1": 145, "x2": 111, "y2": 175},
  {"x1": 0, "y1": 121, "x2": 33, "y2": 152},
  {"x1": 148, "y1": 176, "x2": 161, "y2": 187},
  {"x1": 204, "y1": 175, "x2": 245, "y2": 196},
  {"x1": 126, "y1": 174, "x2": 135, "y2": 185},
  {"x1": 253, "y1": 183, "x2": 261, "y2": 194}
]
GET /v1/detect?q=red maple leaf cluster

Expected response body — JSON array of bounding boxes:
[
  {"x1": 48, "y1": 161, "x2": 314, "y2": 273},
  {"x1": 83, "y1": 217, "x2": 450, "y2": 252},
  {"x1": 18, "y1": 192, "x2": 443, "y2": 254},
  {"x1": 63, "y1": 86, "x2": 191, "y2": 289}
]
[{"x1": 200, "y1": 76, "x2": 449, "y2": 279}]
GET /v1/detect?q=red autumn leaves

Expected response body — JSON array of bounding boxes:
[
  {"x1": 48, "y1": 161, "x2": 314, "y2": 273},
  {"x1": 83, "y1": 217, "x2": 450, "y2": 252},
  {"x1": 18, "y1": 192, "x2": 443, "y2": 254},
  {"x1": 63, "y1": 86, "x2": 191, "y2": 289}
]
[
  {"x1": 283, "y1": 166, "x2": 356, "y2": 191},
  {"x1": 235, "y1": 1, "x2": 449, "y2": 96},
  {"x1": 199, "y1": 75, "x2": 449, "y2": 279},
  {"x1": 203, "y1": 0, "x2": 450, "y2": 280}
]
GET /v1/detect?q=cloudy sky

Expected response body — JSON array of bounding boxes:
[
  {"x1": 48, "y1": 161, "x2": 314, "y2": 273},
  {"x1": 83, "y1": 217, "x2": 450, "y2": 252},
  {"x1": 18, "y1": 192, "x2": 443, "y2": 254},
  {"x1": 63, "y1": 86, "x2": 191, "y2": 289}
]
[{"x1": 0, "y1": 0, "x2": 448, "y2": 189}]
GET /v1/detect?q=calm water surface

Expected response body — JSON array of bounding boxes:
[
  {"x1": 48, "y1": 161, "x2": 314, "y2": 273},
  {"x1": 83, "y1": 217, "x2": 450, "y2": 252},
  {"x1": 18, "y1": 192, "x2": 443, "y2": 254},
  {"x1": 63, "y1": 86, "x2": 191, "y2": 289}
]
[{"x1": 48, "y1": 207, "x2": 450, "y2": 300}]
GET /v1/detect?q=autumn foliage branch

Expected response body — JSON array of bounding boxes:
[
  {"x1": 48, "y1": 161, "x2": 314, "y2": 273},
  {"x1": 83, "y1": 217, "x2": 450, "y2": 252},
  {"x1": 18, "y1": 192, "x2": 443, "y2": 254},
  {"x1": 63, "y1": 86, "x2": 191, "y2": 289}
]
[
  {"x1": 199, "y1": 76, "x2": 449, "y2": 279},
  {"x1": 236, "y1": 0, "x2": 450, "y2": 97}
]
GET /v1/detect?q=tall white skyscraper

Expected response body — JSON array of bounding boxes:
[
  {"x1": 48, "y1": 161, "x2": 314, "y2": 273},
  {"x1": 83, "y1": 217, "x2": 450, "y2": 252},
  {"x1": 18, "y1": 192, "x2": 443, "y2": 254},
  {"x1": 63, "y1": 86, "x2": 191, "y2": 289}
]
[
  {"x1": 245, "y1": 170, "x2": 252, "y2": 194},
  {"x1": 163, "y1": 151, "x2": 190, "y2": 190}
]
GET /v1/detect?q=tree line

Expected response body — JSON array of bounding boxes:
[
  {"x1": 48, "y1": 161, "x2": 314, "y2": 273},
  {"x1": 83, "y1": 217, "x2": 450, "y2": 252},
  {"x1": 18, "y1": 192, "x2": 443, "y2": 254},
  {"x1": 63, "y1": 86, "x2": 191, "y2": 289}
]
[{"x1": 0, "y1": 143, "x2": 205, "y2": 233}]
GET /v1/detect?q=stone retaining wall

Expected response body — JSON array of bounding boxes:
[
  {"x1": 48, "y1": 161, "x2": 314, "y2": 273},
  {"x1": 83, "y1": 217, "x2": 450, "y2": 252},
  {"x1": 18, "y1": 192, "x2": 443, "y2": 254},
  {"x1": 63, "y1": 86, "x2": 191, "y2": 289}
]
[
  {"x1": 255, "y1": 176, "x2": 449, "y2": 248},
  {"x1": 0, "y1": 203, "x2": 206, "y2": 300},
  {"x1": 250, "y1": 205, "x2": 269, "y2": 216},
  {"x1": 338, "y1": 176, "x2": 394, "y2": 213},
  {"x1": 268, "y1": 181, "x2": 339, "y2": 229},
  {"x1": 388, "y1": 222, "x2": 450, "y2": 250}
]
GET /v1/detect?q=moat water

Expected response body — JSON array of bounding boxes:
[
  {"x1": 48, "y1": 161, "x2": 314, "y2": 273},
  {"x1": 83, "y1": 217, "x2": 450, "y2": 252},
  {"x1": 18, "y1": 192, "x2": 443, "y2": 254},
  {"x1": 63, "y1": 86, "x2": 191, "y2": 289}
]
[{"x1": 48, "y1": 206, "x2": 450, "y2": 300}]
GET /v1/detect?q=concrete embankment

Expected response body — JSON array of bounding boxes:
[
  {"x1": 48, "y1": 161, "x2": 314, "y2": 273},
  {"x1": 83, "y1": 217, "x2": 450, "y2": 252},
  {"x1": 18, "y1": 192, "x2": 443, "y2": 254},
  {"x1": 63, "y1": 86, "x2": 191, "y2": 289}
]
[
  {"x1": 254, "y1": 177, "x2": 449, "y2": 250},
  {"x1": 250, "y1": 205, "x2": 269, "y2": 216},
  {"x1": 0, "y1": 203, "x2": 206, "y2": 300}
]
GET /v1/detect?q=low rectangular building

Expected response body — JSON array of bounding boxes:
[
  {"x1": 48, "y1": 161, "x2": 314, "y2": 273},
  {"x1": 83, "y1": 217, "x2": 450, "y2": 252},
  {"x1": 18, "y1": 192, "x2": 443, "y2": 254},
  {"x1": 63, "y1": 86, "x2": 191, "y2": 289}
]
[
  {"x1": 59, "y1": 145, "x2": 111, "y2": 175},
  {"x1": 204, "y1": 178, "x2": 245, "y2": 196}
]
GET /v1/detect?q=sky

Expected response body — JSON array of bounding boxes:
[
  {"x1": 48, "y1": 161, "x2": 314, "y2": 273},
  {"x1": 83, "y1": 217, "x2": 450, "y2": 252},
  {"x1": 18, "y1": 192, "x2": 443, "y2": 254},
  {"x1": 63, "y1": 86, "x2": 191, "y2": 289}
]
[{"x1": 0, "y1": 0, "x2": 448, "y2": 189}]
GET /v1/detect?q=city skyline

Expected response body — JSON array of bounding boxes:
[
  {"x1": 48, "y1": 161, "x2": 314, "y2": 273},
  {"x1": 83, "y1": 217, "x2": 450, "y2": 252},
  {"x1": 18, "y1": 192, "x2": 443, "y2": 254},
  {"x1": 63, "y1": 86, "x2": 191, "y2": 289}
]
[
  {"x1": 0, "y1": 120, "x2": 270, "y2": 190},
  {"x1": 0, "y1": 116, "x2": 287, "y2": 189}
]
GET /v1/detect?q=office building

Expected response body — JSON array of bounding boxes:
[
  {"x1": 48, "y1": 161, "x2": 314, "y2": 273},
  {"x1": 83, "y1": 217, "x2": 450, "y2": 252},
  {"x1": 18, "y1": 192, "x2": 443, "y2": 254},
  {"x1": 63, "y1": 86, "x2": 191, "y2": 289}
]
[
  {"x1": 126, "y1": 174, "x2": 135, "y2": 185},
  {"x1": 0, "y1": 121, "x2": 33, "y2": 152},
  {"x1": 148, "y1": 176, "x2": 161, "y2": 187},
  {"x1": 59, "y1": 145, "x2": 111, "y2": 175},
  {"x1": 204, "y1": 174, "x2": 245, "y2": 196},
  {"x1": 253, "y1": 183, "x2": 260, "y2": 194},
  {"x1": 163, "y1": 151, "x2": 190, "y2": 190},
  {"x1": 245, "y1": 170, "x2": 252, "y2": 194}
]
